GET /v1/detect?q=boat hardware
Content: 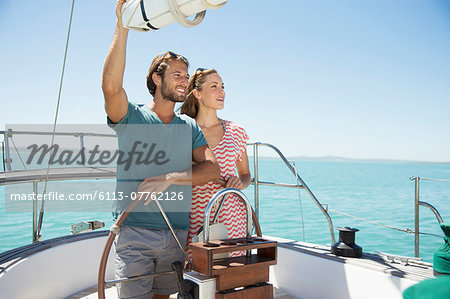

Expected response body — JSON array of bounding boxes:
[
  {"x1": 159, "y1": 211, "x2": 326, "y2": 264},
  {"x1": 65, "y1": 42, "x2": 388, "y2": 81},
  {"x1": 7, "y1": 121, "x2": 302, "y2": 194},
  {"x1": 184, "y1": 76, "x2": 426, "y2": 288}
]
[
  {"x1": 194, "y1": 194, "x2": 229, "y2": 240},
  {"x1": 166, "y1": 0, "x2": 206, "y2": 28},
  {"x1": 172, "y1": 261, "x2": 196, "y2": 299},
  {"x1": 196, "y1": 187, "x2": 261, "y2": 259},
  {"x1": 153, "y1": 196, "x2": 193, "y2": 265},
  {"x1": 7, "y1": 133, "x2": 27, "y2": 170},
  {"x1": 121, "y1": 0, "x2": 228, "y2": 32},
  {"x1": 375, "y1": 251, "x2": 423, "y2": 266},
  {"x1": 196, "y1": 179, "x2": 262, "y2": 237},
  {"x1": 2, "y1": 130, "x2": 12, "y2": 171},
  {"x1": 248, "y1": 142, "x2": 336, "y2": 244},
  {"x1": 34, "y1": 0, "x2": 76, "y2": 245},
  {"x1": 291, "y1": 161, "x2": 306, "y2": 241},
  {"x1": 202, "y1": 189, "x2": 252, "y2": 245},
  {"x1": 331, "y1": 227, "x2": 362, "y2": 258},
  {"x1": 411, "y1": 176, "x2": 447, "y2": 257},
  {"x1": 1, "y1": 140, "x2": 5, "y2": 171},
  {"x1": 70, "y1": 220, "x2": 105, "y2": 234},
  {"x1": 211, "y1": 194, "x2": 227, "y2": 225},
  {"x1": 189, "y1": 188, "x2": 275, "y2": 298}
]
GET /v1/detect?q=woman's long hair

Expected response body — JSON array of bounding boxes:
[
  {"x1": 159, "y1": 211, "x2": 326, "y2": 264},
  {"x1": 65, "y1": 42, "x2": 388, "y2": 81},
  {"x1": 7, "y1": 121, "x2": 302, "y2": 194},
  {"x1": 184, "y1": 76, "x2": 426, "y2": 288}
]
[{"x1": 181, "y1": 68, "x2": 218, "y2": 118}]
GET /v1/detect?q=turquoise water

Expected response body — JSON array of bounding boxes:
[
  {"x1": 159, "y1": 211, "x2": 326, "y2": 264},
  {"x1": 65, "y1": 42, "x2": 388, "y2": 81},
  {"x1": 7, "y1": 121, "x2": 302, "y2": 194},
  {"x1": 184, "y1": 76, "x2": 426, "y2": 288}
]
[{"x1": 1, "y1": 159, "x2": 449, "y2": 263}]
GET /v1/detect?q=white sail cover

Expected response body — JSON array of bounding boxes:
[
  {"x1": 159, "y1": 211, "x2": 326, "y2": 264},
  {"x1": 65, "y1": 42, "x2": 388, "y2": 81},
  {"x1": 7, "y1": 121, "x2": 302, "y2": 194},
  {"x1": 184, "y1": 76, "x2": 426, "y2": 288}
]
[{"x1": 122, "y1": 0, "x2": 228, "y2": 32}]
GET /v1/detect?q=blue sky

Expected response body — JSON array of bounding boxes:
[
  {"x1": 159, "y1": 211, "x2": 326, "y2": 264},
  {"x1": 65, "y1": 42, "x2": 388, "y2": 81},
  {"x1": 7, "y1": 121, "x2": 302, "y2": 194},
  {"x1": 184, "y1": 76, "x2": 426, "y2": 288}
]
[{"x1": 1, "y1": 0, "x2": 449, "y2": 162}]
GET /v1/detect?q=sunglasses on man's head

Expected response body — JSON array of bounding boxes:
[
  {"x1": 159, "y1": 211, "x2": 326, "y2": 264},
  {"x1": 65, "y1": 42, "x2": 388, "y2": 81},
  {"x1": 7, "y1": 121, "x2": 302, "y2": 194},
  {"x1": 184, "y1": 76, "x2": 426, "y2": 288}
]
[{"x1": 155, "y1": 51, "x2": 187, "y2": 70}]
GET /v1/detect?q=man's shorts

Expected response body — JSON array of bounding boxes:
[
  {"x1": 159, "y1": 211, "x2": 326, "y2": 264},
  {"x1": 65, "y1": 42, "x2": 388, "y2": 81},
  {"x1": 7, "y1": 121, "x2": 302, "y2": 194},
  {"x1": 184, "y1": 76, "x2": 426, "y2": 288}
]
[{"x1": 114, "y1": 226, "x2": 188, "y2": 299}]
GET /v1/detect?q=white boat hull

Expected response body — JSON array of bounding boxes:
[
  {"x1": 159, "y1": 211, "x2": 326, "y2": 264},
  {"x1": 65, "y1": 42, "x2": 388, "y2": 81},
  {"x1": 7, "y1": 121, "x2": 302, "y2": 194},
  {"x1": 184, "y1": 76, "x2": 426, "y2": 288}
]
[
  {"x1": 0, "y1": 233, "x2": 434, "y2": 299},
  {"x1": 271, "y1": 239, "x2": 422, "y2": 299},
  {"x1": 0, "y1": 232, "x2": 114, "y2": 299}
]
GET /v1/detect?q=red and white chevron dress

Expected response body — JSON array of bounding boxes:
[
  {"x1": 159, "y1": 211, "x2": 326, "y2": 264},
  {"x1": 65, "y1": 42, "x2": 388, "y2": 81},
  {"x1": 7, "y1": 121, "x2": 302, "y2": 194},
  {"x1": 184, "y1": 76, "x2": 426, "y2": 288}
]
[{"x1": 187, "y1": 120, "x2": 249, "y2": 257}]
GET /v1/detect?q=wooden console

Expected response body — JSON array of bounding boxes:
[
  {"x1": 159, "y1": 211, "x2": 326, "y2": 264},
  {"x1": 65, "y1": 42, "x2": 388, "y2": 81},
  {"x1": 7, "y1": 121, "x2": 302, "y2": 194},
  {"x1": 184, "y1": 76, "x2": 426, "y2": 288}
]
[{"x1": 189, "y1": 237, "x2": 277, "y2": 298}]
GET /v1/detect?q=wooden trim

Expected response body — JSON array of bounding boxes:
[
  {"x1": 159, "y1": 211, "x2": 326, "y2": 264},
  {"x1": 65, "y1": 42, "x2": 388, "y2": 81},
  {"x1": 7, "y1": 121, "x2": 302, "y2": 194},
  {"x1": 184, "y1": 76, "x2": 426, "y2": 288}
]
[{"x1": 216, "y1": 283, "x2": 273, "y2": 299}]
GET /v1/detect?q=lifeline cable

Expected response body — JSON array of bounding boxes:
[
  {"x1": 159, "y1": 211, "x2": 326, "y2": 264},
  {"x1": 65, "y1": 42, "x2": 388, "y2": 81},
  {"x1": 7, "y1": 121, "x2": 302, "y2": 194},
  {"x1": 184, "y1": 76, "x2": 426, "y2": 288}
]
[
  {"x1": 10, "y1": 136, "x2": 27, "y2": 170},
  {"x1": 1, "y1": 140, "x2": 5, "y2": 171},
  {"x1": 328, "y1": 208, "x2": 444, "y2": 239},
  {"x1": 414, "y1": 177, "x2": 450, "y2": 183},
  {"x1": 37, "y1": 0, "x2": 76, "y2": 240},
  {"x1": 292, "y1": 161, "x2": 306, "y2": 241}
]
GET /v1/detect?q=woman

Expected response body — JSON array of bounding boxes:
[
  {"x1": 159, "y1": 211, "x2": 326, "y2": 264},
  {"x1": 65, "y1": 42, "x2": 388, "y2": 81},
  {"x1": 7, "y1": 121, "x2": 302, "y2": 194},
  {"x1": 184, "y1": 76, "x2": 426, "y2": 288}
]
[{"x1": 181, "y1": 68, "x2": 250, "y2": 256}]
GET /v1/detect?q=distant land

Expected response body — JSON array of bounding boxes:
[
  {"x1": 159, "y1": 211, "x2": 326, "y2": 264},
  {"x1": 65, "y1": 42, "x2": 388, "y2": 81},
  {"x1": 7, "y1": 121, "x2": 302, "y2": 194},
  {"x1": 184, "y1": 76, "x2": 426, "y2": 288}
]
[{"x1": 248, "y1": 155, "x2": 450, "y2": 164}]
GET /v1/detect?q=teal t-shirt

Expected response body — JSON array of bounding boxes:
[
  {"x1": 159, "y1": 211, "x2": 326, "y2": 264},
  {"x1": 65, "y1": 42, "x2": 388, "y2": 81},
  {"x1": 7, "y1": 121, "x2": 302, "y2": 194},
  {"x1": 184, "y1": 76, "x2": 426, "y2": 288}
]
[{"x1": 107, "y1": 101, "x2": 207, "y2": 229}]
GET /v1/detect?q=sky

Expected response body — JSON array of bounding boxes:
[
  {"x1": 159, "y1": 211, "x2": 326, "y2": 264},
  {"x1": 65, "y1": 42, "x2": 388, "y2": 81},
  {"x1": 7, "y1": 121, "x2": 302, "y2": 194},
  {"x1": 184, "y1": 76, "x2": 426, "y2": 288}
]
[{"x1": 0, "y1": 0, "x2": 449, "y2": 162}]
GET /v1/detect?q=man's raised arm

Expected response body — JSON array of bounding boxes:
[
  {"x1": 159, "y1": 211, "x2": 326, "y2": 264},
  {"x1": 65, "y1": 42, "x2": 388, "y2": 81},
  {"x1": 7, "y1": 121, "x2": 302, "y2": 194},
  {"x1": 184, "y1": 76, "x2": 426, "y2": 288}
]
[{"x1": 102, "y1": 0, "x2": 129, "y2": 123}]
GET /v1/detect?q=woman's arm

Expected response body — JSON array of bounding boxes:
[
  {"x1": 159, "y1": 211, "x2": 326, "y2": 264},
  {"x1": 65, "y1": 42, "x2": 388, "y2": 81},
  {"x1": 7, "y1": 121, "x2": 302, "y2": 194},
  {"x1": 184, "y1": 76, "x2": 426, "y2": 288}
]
[{"x1": 225, "y1": 149, "x2": 251, "y2": 190}]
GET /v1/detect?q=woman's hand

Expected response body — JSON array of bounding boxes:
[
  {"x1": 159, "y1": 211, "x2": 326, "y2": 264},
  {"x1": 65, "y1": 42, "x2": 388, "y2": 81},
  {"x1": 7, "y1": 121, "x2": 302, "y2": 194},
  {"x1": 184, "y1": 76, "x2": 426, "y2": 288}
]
[{"x1": 225, "y1": 175, "x2": 244, "y2": 190}]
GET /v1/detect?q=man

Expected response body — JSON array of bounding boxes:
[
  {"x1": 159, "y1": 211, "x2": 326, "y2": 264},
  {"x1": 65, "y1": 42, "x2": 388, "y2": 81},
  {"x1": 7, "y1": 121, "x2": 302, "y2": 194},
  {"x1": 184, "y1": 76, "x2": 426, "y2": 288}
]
[{"x1": 102, "y1": 1, "x2": 220, "y2": 298}]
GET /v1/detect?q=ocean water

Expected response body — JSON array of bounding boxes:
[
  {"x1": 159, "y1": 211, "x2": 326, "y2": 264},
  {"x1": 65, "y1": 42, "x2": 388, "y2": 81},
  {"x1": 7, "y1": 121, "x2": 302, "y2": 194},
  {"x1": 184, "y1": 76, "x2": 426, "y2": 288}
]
[{"x1": 1, "y1": 158, "x2": 449, "y2": 263}]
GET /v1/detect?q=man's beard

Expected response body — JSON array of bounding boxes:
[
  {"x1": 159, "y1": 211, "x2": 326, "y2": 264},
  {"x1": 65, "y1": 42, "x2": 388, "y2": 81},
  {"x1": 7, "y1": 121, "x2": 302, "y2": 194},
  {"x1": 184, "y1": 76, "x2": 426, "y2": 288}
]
[{"x1": 161, "y1": 79, "x2": 185, "y2": 103}]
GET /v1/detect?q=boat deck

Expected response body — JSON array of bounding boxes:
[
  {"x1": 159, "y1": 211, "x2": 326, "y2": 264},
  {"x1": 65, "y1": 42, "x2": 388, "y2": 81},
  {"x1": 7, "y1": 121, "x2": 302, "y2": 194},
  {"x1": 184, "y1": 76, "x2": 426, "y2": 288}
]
[
  {"x1": 275, "y1": 239, "x2": 435, "y2": 282},
  {"x1": 68, "y1": 238, "x2": 436, "y2": 299},
  {"x1": 69, "y1": 285, "x2": 296, "y2": 299}
]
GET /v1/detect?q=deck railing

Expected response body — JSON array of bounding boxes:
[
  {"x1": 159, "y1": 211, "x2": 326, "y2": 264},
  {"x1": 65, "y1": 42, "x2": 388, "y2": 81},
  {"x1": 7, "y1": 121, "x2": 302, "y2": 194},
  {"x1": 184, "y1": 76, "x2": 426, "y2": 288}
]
[
  {"x1": 248, "y1": 142, "x2": 336, "y2": 244},
  {"x1": 410, "y1": 176, "x2": 447, "y2": 258}
]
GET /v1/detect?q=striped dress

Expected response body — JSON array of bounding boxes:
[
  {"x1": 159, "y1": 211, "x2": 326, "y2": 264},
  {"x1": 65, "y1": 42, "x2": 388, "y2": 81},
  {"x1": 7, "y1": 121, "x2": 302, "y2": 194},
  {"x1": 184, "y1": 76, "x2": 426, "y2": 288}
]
[{"x1": 187, "y1": 120, "x2": 249, "y2": 257}]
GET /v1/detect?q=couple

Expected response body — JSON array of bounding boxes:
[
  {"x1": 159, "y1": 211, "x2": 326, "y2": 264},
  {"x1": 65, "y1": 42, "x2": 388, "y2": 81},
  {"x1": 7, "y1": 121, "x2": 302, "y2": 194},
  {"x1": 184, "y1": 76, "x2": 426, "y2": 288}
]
[{"x1": 102, "y1": 1, "x2": 250, "y2": 298}]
